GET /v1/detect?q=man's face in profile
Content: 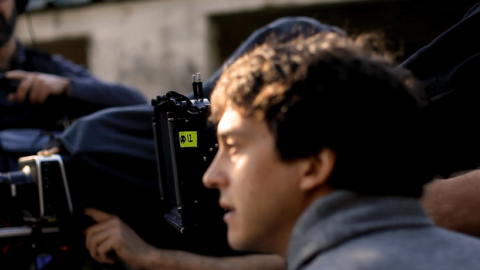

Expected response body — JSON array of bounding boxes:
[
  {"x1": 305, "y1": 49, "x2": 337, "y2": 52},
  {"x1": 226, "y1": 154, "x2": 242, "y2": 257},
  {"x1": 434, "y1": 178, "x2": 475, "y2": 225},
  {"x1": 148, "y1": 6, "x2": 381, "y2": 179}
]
[{"x1": 203, "y1": 106, "x2": 308, "y2": 253}]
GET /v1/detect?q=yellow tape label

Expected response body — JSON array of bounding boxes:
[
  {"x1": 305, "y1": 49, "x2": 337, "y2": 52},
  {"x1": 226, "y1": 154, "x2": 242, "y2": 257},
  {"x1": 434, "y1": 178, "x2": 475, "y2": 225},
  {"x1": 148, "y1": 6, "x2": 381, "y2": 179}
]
[{"x1": 179, "y1": 131, "x2": 198, "y2": 148}]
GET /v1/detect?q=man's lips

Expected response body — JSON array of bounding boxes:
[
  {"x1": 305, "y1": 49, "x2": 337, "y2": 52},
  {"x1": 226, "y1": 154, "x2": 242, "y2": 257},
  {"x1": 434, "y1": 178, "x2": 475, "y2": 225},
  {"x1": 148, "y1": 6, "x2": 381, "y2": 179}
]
[
  {"x1": 219, "y1": 199, "x2": 236, "y2": 222},
  {"x1": 219, "y1": 199, "x2": 234, "y2": 212}
]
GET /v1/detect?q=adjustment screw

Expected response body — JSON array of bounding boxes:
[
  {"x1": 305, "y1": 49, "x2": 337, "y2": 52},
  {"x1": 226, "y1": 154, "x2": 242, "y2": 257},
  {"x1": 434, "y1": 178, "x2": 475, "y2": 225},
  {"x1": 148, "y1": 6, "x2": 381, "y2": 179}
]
[
  {"x1": 209, "y1": 148, "x2": 213, "y2": 152},
  {"x1": 203, "y1": 157, "x2": 207, "y2": 161},
  {"x1": 215, "y1": 144, "x2": 219, "y2": 148}
]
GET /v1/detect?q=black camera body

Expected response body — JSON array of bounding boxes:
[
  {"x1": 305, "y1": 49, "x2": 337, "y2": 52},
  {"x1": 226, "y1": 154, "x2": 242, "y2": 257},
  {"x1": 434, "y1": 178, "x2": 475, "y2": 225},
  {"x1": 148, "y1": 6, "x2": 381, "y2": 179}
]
[
  {"x1": 0, "y1": 154, "x2": 73, "y2": 226},
  {"x1": 152, "y1": 89, "x2": 224, "y2": 235}
]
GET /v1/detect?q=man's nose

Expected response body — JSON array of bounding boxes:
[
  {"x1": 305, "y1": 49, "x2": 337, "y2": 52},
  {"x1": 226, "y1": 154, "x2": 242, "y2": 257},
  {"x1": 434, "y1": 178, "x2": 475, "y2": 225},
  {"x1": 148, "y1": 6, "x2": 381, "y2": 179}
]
[{"x1": 203, "y1": 158, "x2": 228, "y2": 189}]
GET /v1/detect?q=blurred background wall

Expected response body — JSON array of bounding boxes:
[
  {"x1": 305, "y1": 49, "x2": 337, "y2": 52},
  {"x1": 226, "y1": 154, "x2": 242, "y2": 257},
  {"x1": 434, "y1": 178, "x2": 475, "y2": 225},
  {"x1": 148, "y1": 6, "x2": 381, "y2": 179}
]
[{"x1": 14, "y1": 0, "x2": 480, "y2": 98}]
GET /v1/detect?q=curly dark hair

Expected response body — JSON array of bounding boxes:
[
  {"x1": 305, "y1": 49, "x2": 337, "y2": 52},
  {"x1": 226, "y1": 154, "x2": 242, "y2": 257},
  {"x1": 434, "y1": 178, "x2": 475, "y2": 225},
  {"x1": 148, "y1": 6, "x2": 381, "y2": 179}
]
[{"x1": 210, "y1": 32, "x2": 432, "y2": 198}]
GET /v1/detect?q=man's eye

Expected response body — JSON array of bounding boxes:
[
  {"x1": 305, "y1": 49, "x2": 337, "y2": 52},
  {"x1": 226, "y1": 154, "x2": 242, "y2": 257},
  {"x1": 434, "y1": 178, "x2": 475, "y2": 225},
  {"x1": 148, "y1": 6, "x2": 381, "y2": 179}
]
[{"x1": 225, "y1": 143, "x2": 238, "y2": 155}]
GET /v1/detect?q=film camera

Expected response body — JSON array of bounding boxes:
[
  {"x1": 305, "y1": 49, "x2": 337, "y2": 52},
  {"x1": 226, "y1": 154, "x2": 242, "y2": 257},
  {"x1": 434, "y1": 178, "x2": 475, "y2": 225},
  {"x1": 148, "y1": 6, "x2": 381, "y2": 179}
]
[
  {"x1": 0, "y1": 155, "x2": 73, "y2": 269},
  {"x1": 152, "y1": 73, "x2": 226, "y2": 236},
  {"x1": 0, "y1": 154, "x2": 73, "y2": 234}
]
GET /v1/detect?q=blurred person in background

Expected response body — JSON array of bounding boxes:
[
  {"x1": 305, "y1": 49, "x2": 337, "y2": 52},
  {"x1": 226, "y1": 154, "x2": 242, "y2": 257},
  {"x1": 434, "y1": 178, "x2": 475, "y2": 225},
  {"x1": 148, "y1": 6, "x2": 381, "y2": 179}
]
[
  {"x1": 203, "y1": 31, "x2": 480, "y2": 270},
  {"x1": 1, "y1": 0, "x2": 147, "y2": 131},
  {"x1": 0, "y1": 0, "x2": 147, "y2": 171},
  {"x1": 0, "y1": 0, "x2": 146, "y2": 267}
]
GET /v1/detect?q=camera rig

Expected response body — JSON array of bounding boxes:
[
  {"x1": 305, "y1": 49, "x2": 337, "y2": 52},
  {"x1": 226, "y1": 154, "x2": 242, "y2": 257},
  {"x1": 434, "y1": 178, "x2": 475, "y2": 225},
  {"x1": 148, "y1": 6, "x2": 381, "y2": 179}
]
[
  {"x1": 0, "y1": 72, "x2": 229, "y2": 268},
  {"x1": 0, "y1": 154, "x2": 73, "y2": 269},
  {"x1": 152, "y1": 73, "x2": 225, "y2": 235},
  {"x1": 0, "y1": 155, "x2": 72, "y2": 229}
]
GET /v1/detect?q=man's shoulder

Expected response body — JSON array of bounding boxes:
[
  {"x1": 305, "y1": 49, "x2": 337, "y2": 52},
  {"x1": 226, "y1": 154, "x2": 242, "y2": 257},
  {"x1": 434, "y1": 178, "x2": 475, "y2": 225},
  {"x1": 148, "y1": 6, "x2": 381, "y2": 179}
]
[
  {"x1": 300, "y1": 226, "x2": 480, "y2": 270},
  {"x1": 18, "y1": 46, "x2": 65, "y2": 75},
  {"x1": 23, "y1": 46, "x2": 53, "y2": 60},
  {"x1": 21, "y1": 46, "x2": 86, "y2": 77}
]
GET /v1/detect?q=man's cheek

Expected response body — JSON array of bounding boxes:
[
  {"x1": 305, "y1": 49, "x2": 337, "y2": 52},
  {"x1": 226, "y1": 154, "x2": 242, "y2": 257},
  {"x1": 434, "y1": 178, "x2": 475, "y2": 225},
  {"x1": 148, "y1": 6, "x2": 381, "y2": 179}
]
[
  {"x1": 234, "y1": 154, "x2": 248, "y2": 169},
  {"x1": 238, "y1": 152, "x2": 266, "y2": 177}
]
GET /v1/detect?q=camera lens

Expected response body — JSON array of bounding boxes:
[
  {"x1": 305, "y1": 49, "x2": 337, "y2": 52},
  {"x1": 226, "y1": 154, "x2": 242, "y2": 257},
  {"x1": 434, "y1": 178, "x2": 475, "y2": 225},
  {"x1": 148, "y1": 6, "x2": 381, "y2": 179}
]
[
  {"x1": 0, "y1": 167, "x2": 34, "y2": 185},
  {"x1": 0, "y1": 167, "x2": 35, "y2": 198}
]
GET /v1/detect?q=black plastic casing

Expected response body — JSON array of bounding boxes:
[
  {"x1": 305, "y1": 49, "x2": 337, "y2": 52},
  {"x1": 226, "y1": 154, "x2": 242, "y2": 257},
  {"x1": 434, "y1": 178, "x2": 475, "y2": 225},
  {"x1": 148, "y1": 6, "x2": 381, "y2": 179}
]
[{"x1": 152, "y1": 91, "x2": 224, "y2": 236}]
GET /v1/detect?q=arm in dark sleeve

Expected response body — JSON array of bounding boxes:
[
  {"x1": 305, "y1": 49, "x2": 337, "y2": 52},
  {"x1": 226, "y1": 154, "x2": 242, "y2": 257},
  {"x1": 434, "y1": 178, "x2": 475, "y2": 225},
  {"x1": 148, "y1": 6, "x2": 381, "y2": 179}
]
[
  {"x1": 190, "y1": 17, "x2": 345, "y2": 99},
  {"x1": 52, "y1": 55, "x2": 147, "y2": 112}
]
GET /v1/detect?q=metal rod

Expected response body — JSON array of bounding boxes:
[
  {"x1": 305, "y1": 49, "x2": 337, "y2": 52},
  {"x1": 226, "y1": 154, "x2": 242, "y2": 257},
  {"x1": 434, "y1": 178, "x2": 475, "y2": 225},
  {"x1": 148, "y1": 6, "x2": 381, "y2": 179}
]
[
  {"x1": 197, "y1": 73, "x2": 204, "y2": 100},
  {"x1": 192, "y1": 74, "x2": 199, "y2": 99},
  {"x1": 0, "y1": 226, "x2": 60, "y2": 239}
]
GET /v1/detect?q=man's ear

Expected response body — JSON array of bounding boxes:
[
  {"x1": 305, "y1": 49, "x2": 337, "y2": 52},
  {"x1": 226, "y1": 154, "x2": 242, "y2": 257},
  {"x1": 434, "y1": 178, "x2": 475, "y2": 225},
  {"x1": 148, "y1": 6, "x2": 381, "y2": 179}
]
[{"x1": 299, "y1": 148, "x2": 336, "y2": 191}]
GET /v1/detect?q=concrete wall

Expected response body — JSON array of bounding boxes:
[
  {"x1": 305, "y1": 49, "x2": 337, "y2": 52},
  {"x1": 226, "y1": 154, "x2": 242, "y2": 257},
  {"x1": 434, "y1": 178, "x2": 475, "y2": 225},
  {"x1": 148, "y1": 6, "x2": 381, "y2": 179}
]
[
  {"x1": 15, "y1": 0, "x2": 479, "y2": 98},
  {"x1": 15, "y1": 0, "x2": 361, "y2": 98}
]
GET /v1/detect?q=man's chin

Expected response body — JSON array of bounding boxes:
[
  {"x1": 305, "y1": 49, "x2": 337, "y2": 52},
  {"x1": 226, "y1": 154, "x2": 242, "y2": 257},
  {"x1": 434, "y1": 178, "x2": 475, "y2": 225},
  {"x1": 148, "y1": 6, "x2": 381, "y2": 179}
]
[
  {"x1": 227, "y1": 231, "x2": 262, "y2": 253},
  {"x1": 227, "y1": 231, "x2": 249, "y2": 251}
]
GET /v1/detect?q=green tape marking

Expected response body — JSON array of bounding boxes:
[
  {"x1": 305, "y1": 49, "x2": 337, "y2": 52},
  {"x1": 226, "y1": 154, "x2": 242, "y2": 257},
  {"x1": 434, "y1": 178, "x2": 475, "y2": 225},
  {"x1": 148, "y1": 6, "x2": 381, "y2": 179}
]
[{"x1": 179, "y1": 131, "x2": 198, "y2": 148}]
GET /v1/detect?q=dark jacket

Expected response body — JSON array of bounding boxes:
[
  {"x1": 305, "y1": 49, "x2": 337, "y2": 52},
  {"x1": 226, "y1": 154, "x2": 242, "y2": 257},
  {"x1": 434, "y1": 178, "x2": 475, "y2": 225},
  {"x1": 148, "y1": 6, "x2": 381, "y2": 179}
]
[
  {"x1": 0, "y1": 41, "x2": 147, "y2": 130},
  {"x1": 288, "y1": 191, "x2": 480, "y2": 270},
  {"x1": 402, "y1": 2, "x2": 480, "y2": 176}
]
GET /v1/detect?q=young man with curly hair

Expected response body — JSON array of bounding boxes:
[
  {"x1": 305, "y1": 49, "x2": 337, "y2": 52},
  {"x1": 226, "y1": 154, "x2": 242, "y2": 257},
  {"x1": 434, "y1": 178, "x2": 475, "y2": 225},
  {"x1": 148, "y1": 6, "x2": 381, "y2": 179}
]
[{"x1": 203, "y1": 32, "x2": 480, "y2": 270}]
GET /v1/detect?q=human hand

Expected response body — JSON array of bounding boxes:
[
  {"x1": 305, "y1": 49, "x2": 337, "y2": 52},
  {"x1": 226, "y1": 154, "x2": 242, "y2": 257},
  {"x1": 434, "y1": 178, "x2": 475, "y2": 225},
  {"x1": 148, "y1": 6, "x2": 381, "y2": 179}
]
[
  {"x1": 84, "y1": 208, "x2": 155, "y2": 269},
  {"x1": 37, "y1": 147, "x2": 60, "y2": 156},
  {"x1": 5, "y1": 70, "x2": 71, "y2": 104}
]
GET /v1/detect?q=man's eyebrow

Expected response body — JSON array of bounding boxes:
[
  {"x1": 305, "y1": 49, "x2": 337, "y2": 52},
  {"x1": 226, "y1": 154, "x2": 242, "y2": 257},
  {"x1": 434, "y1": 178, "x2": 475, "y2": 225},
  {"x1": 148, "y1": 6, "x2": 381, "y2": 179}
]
[{"x1": 218, "y1": 130, "x2": 248, "y2": 140}]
